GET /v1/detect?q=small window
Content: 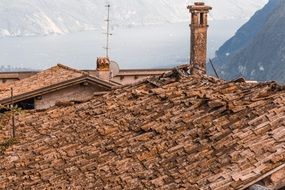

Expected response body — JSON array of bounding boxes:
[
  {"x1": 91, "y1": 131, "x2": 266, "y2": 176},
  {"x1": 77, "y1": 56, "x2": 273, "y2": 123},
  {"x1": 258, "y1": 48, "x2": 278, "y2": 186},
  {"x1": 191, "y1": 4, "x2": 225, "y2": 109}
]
[
  {"x1": 17, "y1": 98, "x2": 35, "y2": 110},
  {"x1": 0, "y1": 98, "x2": 35, "y2": 113},
  {"x1": 200, "y1": 13, "x2": 204, "y2": 25}
]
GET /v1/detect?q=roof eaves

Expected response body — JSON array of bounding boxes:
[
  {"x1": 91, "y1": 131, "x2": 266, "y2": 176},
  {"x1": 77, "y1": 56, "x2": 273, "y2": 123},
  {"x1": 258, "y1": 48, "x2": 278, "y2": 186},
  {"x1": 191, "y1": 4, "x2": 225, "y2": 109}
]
[
  {"x1": 85, "y1": 76, "x2": 117, "y2": 88},
  {"x1": 0, "y1": 76, "x2": 113, "y2": 105},
  {"x1": 56, "y1": 64, "x2": 89, "y2": 76},
  {"x1": 109, "y1": 79, "x2": 122, "y2": 86}
]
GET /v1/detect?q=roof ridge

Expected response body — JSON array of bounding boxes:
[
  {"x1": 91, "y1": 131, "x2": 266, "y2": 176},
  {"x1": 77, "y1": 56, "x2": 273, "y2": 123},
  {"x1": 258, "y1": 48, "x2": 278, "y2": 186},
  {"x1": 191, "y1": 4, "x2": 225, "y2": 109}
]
[
  {"x1": 57, "y1": 63, "x2": 89, "y2": 76},
  {"x1": 56, "y1": 64, "x2": 118, "y2": 87}
]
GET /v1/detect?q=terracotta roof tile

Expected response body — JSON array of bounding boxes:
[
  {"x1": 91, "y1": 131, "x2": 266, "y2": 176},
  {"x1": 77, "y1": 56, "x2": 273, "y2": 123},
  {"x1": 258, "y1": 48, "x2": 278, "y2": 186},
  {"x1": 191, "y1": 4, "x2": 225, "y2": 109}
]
[
  {"x1": 0, "y1": 64, "x2": 88, "y2": 102},
  {"x1": 0, "y1": 67, "x2": 285, "y2": 189}
]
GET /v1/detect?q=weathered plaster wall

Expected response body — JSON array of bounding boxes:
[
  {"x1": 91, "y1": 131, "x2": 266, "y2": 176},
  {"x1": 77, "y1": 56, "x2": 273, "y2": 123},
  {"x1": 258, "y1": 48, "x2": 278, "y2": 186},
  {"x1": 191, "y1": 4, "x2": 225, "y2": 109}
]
[
  {"x1": 0, "y1": 78, "x2": 18, "y2": 84},
  {"x1": 0, "y1": 72, "x2": 37, "y2": 84},
  {"x1": 112, "y1": 75, "x2": 149, "y2": 85},
  {"x1": 34, "y1": 84, "x2": 105, "y2": 109}
]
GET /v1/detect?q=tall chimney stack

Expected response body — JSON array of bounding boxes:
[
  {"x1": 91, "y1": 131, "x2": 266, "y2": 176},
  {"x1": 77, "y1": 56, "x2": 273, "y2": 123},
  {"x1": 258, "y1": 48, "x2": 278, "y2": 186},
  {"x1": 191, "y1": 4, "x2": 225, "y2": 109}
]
[{"x1": 188, "y1": 2, "x2": 212, "y2": 75}]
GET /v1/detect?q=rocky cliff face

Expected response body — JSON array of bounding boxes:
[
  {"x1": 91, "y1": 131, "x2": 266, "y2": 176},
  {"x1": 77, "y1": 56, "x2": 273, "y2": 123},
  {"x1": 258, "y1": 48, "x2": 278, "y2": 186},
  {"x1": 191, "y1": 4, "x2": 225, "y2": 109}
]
[{"x1": 211, "y1": 0, "x2": 285, "y2": 82}]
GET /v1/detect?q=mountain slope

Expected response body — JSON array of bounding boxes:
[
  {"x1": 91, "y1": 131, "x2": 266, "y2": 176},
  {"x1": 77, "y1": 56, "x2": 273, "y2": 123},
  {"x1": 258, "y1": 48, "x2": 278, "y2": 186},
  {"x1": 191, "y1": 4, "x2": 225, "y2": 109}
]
[
  {"x1": 212, "y1": 0, "x2": 285, "y2": 82},
  {"x1": 0, "y1": 0, "x2": 268, "y2": 37}
]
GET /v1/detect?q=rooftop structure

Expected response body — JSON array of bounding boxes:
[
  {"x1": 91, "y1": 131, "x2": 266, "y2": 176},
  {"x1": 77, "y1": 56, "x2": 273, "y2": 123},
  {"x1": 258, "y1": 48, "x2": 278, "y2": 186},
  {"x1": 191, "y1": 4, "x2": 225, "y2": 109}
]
[
  {"x1": 1, "y1": 3, "x2": 283, "y2": 189},
  {"x1": 188, "y1": 2, "x2": 212, "y2": 75},
  {"x1": 0, "y1": 64, "x2": 115, "y2": 110},
  {"x1": 0, "y1": 65, "x2": 285, "y2": 189},
  {"x1": 0, "y1": 64, "x2": 172, "y2": 86}
]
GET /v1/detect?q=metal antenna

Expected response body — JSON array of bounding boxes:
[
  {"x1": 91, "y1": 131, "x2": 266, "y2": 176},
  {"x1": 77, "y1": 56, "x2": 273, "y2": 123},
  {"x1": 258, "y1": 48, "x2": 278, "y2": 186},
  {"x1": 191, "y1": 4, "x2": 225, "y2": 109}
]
[
  {"x1": 209, "y1": 59, "x2": 220, "y2": 79},
  {"x1": 10, "y1": 87, "x2": 16, "y2": 138},
  {"x1": 104, "y1": 4, "x2": 112, "y2": 58}
]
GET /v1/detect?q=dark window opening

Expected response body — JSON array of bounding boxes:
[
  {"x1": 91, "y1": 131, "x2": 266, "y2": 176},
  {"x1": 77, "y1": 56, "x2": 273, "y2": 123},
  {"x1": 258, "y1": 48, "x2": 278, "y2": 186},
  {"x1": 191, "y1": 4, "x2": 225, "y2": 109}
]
[
  {"x1": 0, "y1": 107, "x2": 9, "y2": 114},
  {"x1": 16, "y1": 98, "x2": 35, "y2": 110},
  {"x1": 200, "y1": 13, "x2": 204, "y2": 25},
  {"x1": 0, "y1": 98, "x2": 35, "y2": 112}
]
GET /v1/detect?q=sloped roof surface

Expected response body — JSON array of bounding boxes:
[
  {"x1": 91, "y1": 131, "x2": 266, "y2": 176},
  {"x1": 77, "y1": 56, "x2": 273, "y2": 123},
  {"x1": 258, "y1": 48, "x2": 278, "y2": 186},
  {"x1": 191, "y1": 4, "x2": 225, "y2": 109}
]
[
  {"x1": 0, "y1": 68, "x2": 285, "y2": 189},
  {"x1": 0, "y1": 64, "x2": 89, "y2": 101}
]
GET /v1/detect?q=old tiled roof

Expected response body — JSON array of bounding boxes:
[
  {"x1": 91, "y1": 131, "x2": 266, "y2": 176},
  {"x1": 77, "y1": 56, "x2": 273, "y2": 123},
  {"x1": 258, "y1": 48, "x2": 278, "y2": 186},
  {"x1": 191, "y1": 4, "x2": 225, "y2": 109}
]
[
  {"x1": 0, "y1": 64, "x2": 114, "y2": 105},
  {"x1": 0, "y1": 67, "x2": 285, "y2": 189}
]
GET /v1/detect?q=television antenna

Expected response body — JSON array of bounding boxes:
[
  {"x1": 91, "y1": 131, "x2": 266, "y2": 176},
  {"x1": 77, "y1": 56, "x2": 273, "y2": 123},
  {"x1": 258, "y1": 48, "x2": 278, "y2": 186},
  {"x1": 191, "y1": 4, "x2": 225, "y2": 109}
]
[{"x1": 103, "y1": 4, "x2": 112, "y2": 58}]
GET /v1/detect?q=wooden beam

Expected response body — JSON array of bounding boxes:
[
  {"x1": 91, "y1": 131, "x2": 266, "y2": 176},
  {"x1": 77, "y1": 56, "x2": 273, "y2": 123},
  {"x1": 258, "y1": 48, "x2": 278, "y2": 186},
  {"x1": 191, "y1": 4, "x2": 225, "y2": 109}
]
[
  {"x1": 240, "y1": 163, "x2": 285, "y2": 190},
  {"x1": 268, "y1": 167, "x2": 285, "y2": 190},
  {"x1": 248, "y1": 185, "x2": 270, "y2": 190}
]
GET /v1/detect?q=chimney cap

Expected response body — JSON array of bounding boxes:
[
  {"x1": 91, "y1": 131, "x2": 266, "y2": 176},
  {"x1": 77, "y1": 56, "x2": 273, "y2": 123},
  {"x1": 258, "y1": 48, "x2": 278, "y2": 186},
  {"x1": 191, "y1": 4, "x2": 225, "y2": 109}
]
[
  {"x1": 96, "y1": 57, "x2": 110, "y2": 71},
  {"x1": 188, "y1": 2, "x2": 212, "y2": 12},
  {"x1": 194, "y1": 2, "x2": 205, "y2": 6}
]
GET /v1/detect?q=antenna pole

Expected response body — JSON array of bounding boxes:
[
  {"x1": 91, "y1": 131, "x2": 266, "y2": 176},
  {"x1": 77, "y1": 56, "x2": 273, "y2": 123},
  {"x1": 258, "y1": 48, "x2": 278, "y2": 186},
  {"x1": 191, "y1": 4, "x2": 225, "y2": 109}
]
[
  {"x1": 11, "y1": 87, "x2": 16, "y2": 138},
  {"x1": 209, "y1": 59, "x2": 220, "y2": 79},
  {"x1": 105, "y1": 4, "x2": 111, "y2": 58}
]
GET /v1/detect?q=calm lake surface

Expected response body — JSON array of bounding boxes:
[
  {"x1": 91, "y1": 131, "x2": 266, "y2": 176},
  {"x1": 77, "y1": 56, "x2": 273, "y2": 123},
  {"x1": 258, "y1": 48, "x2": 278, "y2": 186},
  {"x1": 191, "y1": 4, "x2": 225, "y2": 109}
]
[{"x1": 0, "y1": 20, "x2": 245, "y2": 70}]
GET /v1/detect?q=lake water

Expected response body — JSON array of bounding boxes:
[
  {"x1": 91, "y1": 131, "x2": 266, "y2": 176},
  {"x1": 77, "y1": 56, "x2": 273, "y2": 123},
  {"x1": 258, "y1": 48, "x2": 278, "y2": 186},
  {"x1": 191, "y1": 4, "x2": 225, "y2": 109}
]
[{"x1": 0, "y1": 20, "x2": 245, "y2": 70}]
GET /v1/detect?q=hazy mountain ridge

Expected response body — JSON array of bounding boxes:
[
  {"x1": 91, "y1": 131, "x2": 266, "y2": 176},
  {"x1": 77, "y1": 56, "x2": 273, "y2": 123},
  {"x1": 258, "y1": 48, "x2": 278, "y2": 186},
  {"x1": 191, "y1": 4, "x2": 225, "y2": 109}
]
[
  {"x1": 0, "y1": 0, "x2": 268, "y2": 37},
  {"x1": 212, "y1": 0, "x2": 285, "y2": 82}
]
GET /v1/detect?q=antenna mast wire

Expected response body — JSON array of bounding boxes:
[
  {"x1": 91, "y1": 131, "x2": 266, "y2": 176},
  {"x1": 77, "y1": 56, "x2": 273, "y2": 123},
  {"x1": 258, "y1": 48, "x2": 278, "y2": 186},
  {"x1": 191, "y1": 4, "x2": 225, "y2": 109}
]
[{"x1": 104, "y1": 4, "x2": 112, "y2": 58}]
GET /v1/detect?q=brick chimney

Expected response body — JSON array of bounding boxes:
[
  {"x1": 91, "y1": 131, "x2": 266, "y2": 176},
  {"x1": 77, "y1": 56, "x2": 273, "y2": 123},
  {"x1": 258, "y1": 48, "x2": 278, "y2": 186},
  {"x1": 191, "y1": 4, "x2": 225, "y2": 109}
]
[
  {"x1": 96, "y1": 57, "x2": 111, "y2": 81},
  {"x1": 188, "y1": 2, "x2": 212, "y2": 75}
]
